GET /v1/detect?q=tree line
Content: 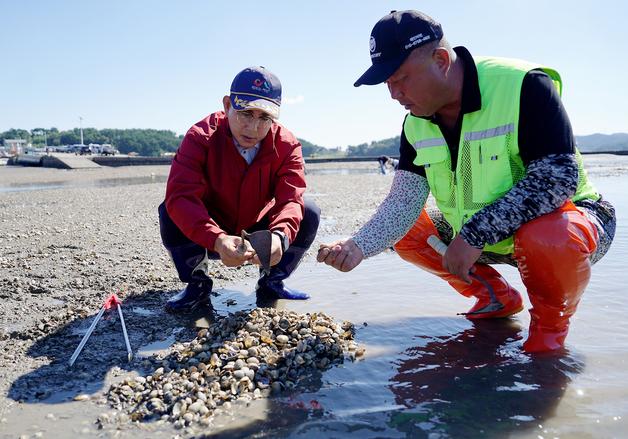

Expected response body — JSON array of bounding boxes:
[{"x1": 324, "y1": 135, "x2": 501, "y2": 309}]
[
  {"x1": 1, "y1": 127, "x2": 404, "y2": 158},
  {"x1": 0, "y1": 128, "x2": 183, "y2": 157},
  {"x1": 3, "y1": 126, "x2": 625, "y2": 158},
  {"x1": 299, "y1": 136, "x2": 400, "y2": 158}
]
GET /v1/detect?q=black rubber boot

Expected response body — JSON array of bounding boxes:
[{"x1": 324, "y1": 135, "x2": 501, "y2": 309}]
[
  {"x1": 165, "y1": 279, "x2": 213, "y2": 313},
  {"x1": 256, "y1": 275, "x2": 309, "y2": 300},
  {"x1": 255, "y1": 199, "x2": 319, "y2": 301}
]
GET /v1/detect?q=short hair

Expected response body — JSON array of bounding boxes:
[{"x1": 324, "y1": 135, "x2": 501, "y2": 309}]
[{"x1": 410, "y1": 37, "x2": 453, "y2": 61}]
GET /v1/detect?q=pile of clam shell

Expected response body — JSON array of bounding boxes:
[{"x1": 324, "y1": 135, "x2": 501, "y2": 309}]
[{"x1": 106, "y1": 308, "x2": 363, "y2": 428}]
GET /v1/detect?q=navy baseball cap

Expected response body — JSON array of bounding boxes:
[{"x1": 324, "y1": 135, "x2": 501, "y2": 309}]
[
  {"x1": 230, "y1": 66, "x2": 282, "y2": 119},
  {"x1": 354, "y1": 10, "x2": 443, "y2": 87}
]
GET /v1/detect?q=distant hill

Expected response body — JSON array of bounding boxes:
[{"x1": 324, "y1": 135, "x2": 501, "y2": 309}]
[
  {"x1": 299, "y1": 133, "x2": 628, "y2": 157},
  {"x1": 575, "y1": 133, "x2": 628, "y2": 153}
]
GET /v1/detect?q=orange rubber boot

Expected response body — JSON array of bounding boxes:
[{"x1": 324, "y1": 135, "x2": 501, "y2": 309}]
[
  {"x1": 514, "y1": 201, "x2": 598, "y2": 353},
  {"x1": 394, "y1": 209, "x2": 523, "y2": 319}
]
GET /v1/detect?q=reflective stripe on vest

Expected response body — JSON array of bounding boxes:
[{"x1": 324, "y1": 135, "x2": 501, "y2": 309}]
[{"x1": 405, "y1": 56, "x2": 599, "y2": 255}]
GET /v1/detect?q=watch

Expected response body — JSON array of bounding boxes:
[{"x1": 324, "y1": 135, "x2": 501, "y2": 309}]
[{"x1": 272, "y1": 230, "x2": 289, "y2": 253}]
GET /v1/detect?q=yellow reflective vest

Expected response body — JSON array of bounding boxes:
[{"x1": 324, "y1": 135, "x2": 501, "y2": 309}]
[{"x1": 404, "y1": 56, "x2": 599, "y2": 254}]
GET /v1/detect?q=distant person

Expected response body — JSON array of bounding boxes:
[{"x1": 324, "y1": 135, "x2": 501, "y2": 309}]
[
  {"x1": 159, "y1": 66, "x2": 320, "y2": 312},
  {"x1": 388, "y1": 157, "x2": 399, "y2": 171},
  {"x1": 377, "y1": 155, "x2": 399, "y2": 174},
  {"x1": 318, "y1": 10, "x2": 616, "y2": 353},
  {"x1": 377, "y1": 155, "x2": 389, "y2": 174}
]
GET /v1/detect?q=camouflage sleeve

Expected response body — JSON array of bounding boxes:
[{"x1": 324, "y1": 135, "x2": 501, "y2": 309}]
[
  {"x1": 459, "y1": 153, "x2": 578, "y2": 248},
  {"x1": 353, "y1": 170, "x2": 429, "y2": 258}
]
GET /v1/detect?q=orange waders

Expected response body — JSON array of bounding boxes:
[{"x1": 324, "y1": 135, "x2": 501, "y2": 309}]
[{"x1": 394, "y1": 202, "x2": 598, "y2": 353}]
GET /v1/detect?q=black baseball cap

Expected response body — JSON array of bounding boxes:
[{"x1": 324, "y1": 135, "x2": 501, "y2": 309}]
[{"x1": 354, "y1": 10, "x2": 443, "y2": 87}]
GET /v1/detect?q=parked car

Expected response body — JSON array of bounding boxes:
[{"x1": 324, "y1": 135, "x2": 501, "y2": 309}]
[
  {"x1": 69, "y1": 144, "x2": 83, "y2": 154},
  {"x1": 101, "y1": 144, "x2": 119, "y2": 156},
  {"x1": 78, "y1": 145, "x2": 92, "y2": 155}
]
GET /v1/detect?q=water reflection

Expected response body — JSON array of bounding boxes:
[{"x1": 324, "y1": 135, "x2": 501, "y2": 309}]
[
  {"x1": 388, "y1": 319, "x2": 583, "y2": 438},
  {"x1": 305, "y1": 167, "x2": 380, "y2": 176},
  {"x1": 0, "y1": 175, "x2": 167, "y2": 193}
]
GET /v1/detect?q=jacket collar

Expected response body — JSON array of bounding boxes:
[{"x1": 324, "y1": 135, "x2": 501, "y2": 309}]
[
  {"x1": 220, "y1": 112, "x2": 278, "y2": 163},
  {"x1": 455, "y1": 46, "x2": 481, "y2": 114}
]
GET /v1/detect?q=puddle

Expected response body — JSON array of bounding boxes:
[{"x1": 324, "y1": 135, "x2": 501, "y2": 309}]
[
  {"x1": 0, "y1": 175, "x2": 167, "y2": 193},
  {"x1": 304, "y1": 192, "x2": 327, "y2": 197},
  {"x1": 319, "y1": 216, "x2": 337, "y2": 227},
  {"x1": 306, "y1": 167, "x2": 381, "y2": 176},
  {"x1": 136, "y1": 327, "x2": 184, "y2": 358},
  {"x1": 130, "y1": 306, "x2": 156, "y2": 316},
  {"x1": 136, "y1": 335, "x2": 177, "y2": 358}
]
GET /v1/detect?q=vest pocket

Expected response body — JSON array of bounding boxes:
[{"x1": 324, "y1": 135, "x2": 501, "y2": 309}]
[
  {"x1": 470, "y1": 137, "x2": 512, "y2": 203},
  {"x1": 415, "y1": 146, "x2": 453, "y2": 205}
]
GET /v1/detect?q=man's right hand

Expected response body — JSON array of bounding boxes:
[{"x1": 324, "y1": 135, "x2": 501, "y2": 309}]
[
  {"x1": 317, "y1": 238, "x2": 364, "y2": 272},
  {"x1": 214, "y1": 234, "x2": 255, "y2": 267}
]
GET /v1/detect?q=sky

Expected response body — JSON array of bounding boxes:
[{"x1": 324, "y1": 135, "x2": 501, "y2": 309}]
[{"x1": 1, "y1": 0, "x2": 627, "y2": 148}]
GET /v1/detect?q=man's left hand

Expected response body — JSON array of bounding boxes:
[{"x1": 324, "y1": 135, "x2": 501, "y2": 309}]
[
  {"x1": 317, "y1": 238, "x2": 364, "y2": 272},
  {"x1": 442, "y1": 235, "x2": 483, "y2": 284}
]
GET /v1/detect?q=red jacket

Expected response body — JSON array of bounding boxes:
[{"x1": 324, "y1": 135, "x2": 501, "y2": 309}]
[{"x1": 164, "y1": 111, "x2": 306, "y2": 251}]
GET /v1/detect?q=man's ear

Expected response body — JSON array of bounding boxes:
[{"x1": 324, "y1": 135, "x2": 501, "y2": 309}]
[
  {"x1": 223, "y1": 96, "x2": 231, "y2": 113},
  {"x1": 432, "y1": 47, "x2": 451, "y2": 76}
]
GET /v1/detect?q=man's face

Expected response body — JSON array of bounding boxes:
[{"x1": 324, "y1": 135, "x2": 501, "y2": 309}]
[
  {"x1": 385, "y1": 49, "x2": 446, "y2": 118},
  {"x1": 224, "y1": 97, "x2": 274, "y2": 148}
]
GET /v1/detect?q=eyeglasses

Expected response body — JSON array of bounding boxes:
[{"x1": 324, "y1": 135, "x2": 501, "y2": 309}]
[{"x1": 234, "y1": 110, "x2": 274, "y2": 130}]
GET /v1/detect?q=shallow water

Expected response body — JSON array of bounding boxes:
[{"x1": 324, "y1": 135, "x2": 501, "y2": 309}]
[
  {"x1": 305, "y1": 167, "x2": 380, "y2": 176},
  {"x1": 3, "y1": 169, "x2": 627, "y2": 438},
  {"x1": 0, "y1": 175, "x2": 167, "y2": 193},
  {"x1": 215, "y1": 175, "x2": 627, "y2": 438}
]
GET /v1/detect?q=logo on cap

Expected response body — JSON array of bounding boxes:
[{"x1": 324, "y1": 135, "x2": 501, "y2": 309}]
[{"x1": 369, "y1": 36, "x2": 376, "y2": 53}]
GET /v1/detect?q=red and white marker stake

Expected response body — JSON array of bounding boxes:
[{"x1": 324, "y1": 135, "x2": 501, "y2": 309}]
[{"x1": 68, "y1": 293, "x2": 133, "y2": 367}]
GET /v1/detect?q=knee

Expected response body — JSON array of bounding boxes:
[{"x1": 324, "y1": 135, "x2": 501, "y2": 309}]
[
  {"x1": 393, "y1": 242, "x2": 413, "y2": 261},
  {"x1": 393, "y1": 232, "x2": 425, "y2": 260},
  {"x1": 302, "y1": 198, "x2": 321, "y2": 232},
  {"x1": 292, "y1": 199, "x2": 320, "y2": 247},
  {"x1": 515, "y1": 207, "x2": 597, "y2": 259},
  {"x1": 393, "y1": 234, "x2": 413, "y2": 255},
  {"x1": 159, "y1": 202, "x2": 184, "y2": 247}
]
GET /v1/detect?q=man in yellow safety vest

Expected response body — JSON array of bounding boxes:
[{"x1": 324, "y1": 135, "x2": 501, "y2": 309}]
[{"x1": 318, "y1": 10, "x2": 616, "y2": 353}]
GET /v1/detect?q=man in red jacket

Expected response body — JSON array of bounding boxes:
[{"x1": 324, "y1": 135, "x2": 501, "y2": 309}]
[{"x1": 159, "y1": 66, "x2": 320, "y2": 312}]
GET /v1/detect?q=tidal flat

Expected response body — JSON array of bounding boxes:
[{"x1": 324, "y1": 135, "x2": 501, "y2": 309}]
[{"x1": 1, "y1": 156, "x2": 627, "y2": 438}]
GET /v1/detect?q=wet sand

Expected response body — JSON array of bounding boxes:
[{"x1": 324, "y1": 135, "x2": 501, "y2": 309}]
[
  {"x1": 0, "y1": 160, "x2": 392, "y2": 438},
  {"x1": 0, "y1": 156, "x2": 627, "y2": 438}
]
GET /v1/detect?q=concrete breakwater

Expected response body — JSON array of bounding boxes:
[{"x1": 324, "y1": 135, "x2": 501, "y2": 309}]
[{"x1": 7, "y1": 154, "x2": 393, "y2": 169}]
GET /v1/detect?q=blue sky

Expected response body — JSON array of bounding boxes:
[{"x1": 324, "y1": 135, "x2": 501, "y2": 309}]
[{"x1": 1, "y1": 0, "x2": 626, "y2": 147}]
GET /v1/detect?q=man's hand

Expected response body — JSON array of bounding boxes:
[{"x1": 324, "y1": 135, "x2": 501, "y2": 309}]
[
  {"x1": 214, "y1": 234, "x2": 255, "y2": 267},
  {"x1": 317, "y1": 238, "x2": 364, "y2": 272},
  {"x1": 442, "y1": 235, "x2": 483, "y2": 283}
]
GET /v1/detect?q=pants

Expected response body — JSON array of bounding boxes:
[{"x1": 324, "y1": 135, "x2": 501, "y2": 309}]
[
  {"x1": 394, "y1": 200, "x2": 613, "y2": 351},
  {"x1": 158, "y1": 198, "x2": 320, "y2": 284}
]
